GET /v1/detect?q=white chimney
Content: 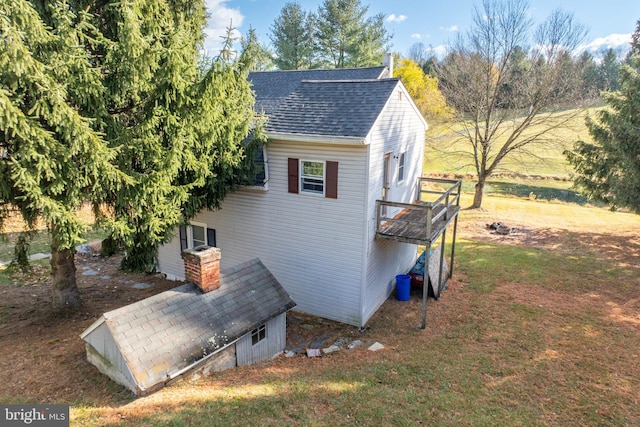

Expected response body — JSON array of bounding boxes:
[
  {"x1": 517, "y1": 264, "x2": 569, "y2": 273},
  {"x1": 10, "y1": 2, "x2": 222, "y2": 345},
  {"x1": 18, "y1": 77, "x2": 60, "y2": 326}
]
[{"x1": 383, "y1": 53, "x2": 394, "y2": 78}]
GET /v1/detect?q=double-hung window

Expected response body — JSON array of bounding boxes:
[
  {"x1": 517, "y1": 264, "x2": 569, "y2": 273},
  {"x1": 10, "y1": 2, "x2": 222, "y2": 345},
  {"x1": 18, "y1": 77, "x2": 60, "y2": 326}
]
[
  {"x1": 288, "y1": 158, "x2": 338, "y2": 199},
  {"x1": 301, "y1": 161, "x2": 325, "y2": 194},
  {"x1": 189, "y1": 222, "x2": 207, "y2": 248},
  {"x1": 179, "y1": 222, "x2": 216, "y2": 251}
]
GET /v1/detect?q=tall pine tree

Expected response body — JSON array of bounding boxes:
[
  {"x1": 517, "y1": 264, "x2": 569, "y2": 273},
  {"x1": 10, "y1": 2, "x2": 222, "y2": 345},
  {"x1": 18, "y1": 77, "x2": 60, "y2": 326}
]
[
  {"x1": 269, "y1": 2, "x2": 316, "y2": 70},
  {"x1": 314, "y1": 0, "x2": 390, "y2": 68},
  {"x1": 1, "y1": 0, "x2": 262, "y2": 311},
  {"x1": 0, "y1": 0, "x2": 127, "y2": 310},
  {"x1": 566, "y1": 21, "x2": 640, "y2": 213},
  {"x1": 86, "y1": 0, "x2": 262, "y2": 272}
]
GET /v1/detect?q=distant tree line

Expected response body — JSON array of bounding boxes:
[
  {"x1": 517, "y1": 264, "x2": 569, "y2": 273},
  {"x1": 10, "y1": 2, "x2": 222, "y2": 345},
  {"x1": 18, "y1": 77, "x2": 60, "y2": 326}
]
[{"x1": 409, "y1": 42, "x2": 628, "y2": 104}]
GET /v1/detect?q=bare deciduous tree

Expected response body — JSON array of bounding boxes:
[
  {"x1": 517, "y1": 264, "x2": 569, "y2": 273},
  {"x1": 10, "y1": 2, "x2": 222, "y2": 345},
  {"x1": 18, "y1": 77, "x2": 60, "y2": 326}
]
[{"x1": 436, "y1": 0, "x2": 589, "y2": 208}]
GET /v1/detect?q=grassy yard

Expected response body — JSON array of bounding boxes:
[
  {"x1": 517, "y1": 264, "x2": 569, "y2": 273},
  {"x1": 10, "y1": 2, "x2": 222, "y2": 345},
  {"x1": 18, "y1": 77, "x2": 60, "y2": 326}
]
[
  {"x1": 425, "y1": 107, "x2": 598, "y2": 179},
  {"x1": 63, "y1": 194, "x2": 640, "y2": 426}
]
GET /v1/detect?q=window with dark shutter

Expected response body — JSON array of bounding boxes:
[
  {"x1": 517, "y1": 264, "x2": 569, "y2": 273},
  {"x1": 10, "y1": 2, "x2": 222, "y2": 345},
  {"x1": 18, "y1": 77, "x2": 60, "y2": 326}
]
[
  {"x1": 326, "y1": 161, "x2": 338, "y2": 199},
  {"x1": 181, "y1": 223, "x2": 214, "y2": 251},
  {"x1": 206, "y1": 228, "x2": 216, "y2": 247},
  {"x1": 288, "y1": 158, "x2": 299, "y2": 193},
  {"x1": 179, "y1": 225, "x2": 187, "y2": 251}
]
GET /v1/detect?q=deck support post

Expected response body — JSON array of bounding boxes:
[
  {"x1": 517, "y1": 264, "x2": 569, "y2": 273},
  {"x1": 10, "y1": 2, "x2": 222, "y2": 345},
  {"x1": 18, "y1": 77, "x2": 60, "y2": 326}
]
[{"x1": 420, "y1": 247, "x2": 430, "y2": 329}]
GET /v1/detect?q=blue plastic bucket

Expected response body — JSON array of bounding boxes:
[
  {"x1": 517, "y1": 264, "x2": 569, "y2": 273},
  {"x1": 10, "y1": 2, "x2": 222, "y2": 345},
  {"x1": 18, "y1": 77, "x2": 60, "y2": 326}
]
[{"x1": 396, "y1": 274, "x2": 411, "y2": 301}]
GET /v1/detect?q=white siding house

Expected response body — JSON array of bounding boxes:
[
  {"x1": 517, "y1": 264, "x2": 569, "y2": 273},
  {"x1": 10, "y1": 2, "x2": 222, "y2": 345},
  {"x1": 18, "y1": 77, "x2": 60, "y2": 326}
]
[{"x1": 158, "y1": 67, "x2": 428, "y2": 327}]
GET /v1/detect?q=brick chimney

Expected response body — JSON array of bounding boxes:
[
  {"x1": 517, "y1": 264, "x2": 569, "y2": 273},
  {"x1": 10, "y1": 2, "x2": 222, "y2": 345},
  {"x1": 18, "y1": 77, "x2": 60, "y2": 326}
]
[{"x1": 181, "y1": 246, "x2": 221, "y2": 293}]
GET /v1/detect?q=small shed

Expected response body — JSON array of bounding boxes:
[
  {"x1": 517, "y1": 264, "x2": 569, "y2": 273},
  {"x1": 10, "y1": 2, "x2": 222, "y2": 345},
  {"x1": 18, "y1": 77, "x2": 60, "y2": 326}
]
[{"x1": 80, "y1": 247, "x2": 295, "y2": 395}]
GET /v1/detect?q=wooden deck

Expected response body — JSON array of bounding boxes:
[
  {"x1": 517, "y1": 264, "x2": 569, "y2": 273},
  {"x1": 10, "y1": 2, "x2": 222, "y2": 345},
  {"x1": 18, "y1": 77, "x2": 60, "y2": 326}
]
[
  {"x1": 376, "y1": 202, "x2": 460, "y2": 245},
  {"x1": 375, "y1": 178, "x2": 461, "y2": 245}
]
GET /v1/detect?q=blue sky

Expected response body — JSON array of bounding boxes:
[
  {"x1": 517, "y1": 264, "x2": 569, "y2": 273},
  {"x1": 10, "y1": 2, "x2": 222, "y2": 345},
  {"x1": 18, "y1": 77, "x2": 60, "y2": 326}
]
[{"x1": 203, "y1": 0, "x2": 640, "y2": 60}]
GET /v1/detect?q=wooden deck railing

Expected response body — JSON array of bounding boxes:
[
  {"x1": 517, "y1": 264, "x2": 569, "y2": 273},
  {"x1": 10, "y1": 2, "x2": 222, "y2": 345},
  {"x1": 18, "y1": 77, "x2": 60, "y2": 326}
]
[{"x1": 375, "y1": 177, "x2": 461, "y2": 244}]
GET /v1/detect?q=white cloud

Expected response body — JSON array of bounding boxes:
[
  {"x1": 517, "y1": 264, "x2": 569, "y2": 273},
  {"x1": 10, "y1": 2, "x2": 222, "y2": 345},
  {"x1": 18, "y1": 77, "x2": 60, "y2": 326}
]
[
  {"x1": 428, "y1": 45, "x2": 448, "y2": 58},
  {"x1": 386, "y1": 14, "x2": 407, "y2": 24},
  {"x1": 577, "y1": 33, "x2": 631, "y2": 55},
  {"x1": 203, "y1": 0, "x2": 244, "y2": 57},
  {"x1": 440, "y1": 25, "x2": 458, "y2": 32},
  {"x1": 411, "y1": 33, "x2": 423, "y2": 39}
]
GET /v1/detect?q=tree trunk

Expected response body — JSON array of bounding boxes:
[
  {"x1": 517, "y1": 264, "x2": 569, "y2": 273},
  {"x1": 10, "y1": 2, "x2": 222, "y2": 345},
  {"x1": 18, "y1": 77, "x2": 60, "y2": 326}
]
[
  {"x1": 471, "y1": 178, "x2": 486, "y2": 209},
  {"x1": 50, "y1": 236, "x2": 81, "y2": 312}
]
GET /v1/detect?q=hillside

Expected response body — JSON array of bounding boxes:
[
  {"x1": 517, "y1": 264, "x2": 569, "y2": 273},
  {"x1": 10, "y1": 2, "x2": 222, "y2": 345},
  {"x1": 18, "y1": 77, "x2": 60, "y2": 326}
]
[{"x1": 424, "y1": 107, "x2": 598, "y2": 179}]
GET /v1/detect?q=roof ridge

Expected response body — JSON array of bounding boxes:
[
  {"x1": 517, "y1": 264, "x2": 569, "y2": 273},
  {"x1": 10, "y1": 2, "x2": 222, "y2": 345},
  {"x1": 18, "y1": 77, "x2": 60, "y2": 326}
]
[{"x1": 298, "y1": 78, "x2": 398, "y2": 83}]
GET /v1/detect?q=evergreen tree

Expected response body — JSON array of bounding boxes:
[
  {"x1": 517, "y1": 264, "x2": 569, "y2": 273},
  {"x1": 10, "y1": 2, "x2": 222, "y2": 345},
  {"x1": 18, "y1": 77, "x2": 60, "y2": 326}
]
[
  {"x1": 566, "y1": 22, "x2": 640, "y2": 213},
  {"x1": 314, "y1": 0, "x2": 390, "y2": 68},
  {"x1": 269, "y1": 2, "x2": 316, "y2": 70},
  {"x1": 242, "y1": 29, "x2": 275, "y2": 71},
  {"x1": 598, "y1": 48, "x2": 621, "y2": 92},
  {"x1": 0, "y1": 0, "x2": 127, "y2": 310},
  {"x1": 576, "y1": 51, "x2": 600, "y2": 99},
  {"x1": 1, "y1": 0, "x2": 262, "y2": 314},
  {"x1": 89, "y1": 0, "x2": 261, "y2": 272}
]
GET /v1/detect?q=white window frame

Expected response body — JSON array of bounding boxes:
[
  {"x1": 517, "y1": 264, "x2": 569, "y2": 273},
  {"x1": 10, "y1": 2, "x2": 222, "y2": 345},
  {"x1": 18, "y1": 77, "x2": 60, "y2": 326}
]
[
  {"x1": 188, "y1": 222, "x2": 207, "y2": 249},
  {"x1": 397, "y1": 152, "x2": 406, "y2": 184},
  {"x1": 300, "y1": 160, "x2": 325, "y2": 195},
  {"x1": 251, "y1": 324, "x2": 267, "y2": 346}
]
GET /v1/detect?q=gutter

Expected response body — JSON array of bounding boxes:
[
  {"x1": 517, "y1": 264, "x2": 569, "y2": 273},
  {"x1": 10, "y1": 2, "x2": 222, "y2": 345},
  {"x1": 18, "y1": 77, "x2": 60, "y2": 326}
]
[{"x1": 265, "y1": 131, "x2": 367, "y2": 145}]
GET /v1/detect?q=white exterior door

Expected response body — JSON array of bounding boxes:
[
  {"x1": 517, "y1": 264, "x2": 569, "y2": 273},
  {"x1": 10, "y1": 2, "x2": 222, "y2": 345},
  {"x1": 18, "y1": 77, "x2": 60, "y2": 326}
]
[{"x1": 381, "y1": 153, "x2": 391, "y2": 215}]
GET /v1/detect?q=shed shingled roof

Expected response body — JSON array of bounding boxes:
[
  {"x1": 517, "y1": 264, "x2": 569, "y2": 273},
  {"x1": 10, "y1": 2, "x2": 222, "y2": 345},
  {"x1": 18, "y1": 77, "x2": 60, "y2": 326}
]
[
  {"x1": 265, "y1": 79, "x2": 400, "y2": 138},
  {"x1": 82, "y1": 258, "x2": 295, "y2": 392},
  {"x1": 249, "y1": 66, "x2": 386, "y2": 116}
]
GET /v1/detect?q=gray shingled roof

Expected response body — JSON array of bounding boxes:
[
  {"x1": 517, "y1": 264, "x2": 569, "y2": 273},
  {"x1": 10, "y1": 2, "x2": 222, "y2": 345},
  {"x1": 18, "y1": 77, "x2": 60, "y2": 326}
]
[
  {"x1": 266, "y1": 79, "x2": 400, "y2": 138},
  {"x1": 249, "y1": 66, "x2": 386, "y2": 116},
  {"x1": 84, "y1": 258, "x2": 295, "y2": 392}
]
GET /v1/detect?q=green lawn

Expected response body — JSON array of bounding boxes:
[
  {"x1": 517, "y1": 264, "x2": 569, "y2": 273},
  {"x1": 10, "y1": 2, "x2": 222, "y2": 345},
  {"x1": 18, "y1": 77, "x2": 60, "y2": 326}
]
[{"x1": 425, "y1": 107, "x2": 598, "y2": 179}]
